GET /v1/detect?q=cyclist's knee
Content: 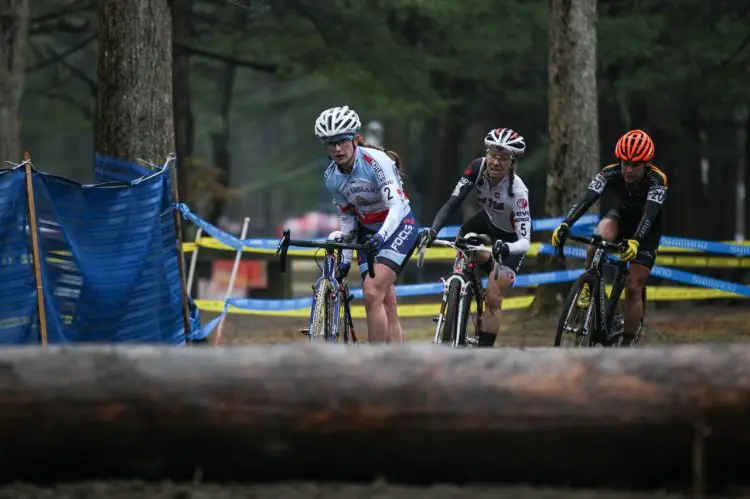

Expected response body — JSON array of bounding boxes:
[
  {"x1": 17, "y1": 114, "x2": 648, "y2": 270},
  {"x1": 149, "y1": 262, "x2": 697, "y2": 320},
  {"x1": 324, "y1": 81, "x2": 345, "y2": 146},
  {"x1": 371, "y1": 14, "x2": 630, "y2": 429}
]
[
  {"x1": 597, "y1": 219, "x2": 618, "y2": 241},
  {"x1": 363, "y1": 282, "x2": 386, "y2": 307},
  {"x1": 363, "y1": 265, "x2": 395, "y2": 306}
]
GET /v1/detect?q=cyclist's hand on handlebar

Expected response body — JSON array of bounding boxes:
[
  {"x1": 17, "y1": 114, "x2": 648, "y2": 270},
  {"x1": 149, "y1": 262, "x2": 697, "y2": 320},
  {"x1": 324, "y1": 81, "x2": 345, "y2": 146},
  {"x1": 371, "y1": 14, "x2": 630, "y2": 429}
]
[
  {"x1": 363, "y1": 233, "x2": 385, "y2": 256},
  {"x1": 420, "y1": 228, "x2": 437, "y2": 248},
  {"x1": 493, "y1": 240, "x2": 510, "y2": 261},
  {"x1": 551, "y1": 222, "x2": 570, "y2": 247},
  {"x1": 620, "y1": 239, "x2": 639, "y2": 261},
  {"x1": 336, "y1": 262, "x2": 351, "y2": 281}
]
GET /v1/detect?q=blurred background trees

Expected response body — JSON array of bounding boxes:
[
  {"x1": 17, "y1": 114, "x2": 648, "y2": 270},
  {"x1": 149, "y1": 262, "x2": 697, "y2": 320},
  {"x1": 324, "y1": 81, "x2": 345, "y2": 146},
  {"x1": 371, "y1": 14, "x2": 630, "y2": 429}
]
[{"x1": 5, "y1": 0, "x2": 750, "y2": 242}]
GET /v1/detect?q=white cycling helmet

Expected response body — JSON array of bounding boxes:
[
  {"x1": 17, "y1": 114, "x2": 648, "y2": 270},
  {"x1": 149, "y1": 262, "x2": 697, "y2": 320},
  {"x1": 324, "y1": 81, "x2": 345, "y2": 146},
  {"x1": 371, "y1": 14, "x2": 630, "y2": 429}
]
[
  {"x1": 314, "y1": 106, "x2": 361, "y2": 140},
  {"x1": 484, "y1": 128, "x2": 526, "y2": 157}
]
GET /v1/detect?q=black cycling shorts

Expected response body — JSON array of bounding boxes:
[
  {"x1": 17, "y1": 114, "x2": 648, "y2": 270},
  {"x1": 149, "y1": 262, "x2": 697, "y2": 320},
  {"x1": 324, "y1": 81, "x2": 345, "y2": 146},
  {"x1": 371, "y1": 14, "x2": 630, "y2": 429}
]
[
  {"x1": 603, "y1": 207, "x2": 662, "y2": 269},
  {"x1": 457, "y1": 210, "x2": 525, "y2": 276}
]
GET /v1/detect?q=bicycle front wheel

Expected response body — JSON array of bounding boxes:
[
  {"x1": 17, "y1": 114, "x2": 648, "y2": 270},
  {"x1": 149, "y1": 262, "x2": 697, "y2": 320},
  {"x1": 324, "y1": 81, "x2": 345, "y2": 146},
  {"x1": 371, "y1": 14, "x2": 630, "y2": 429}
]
[
  {"x1": 310, "y1": 279, "x2": 334, "y2": 342},
  {"x1": 435, "y1": 278, "x2": 461, "y2": 345},
  {"x1": 456, "y1": 283, "x2": 476, "y2": 347},
  {"x1": 555, "y1": 271, "x2": 597, "y2": 347}
]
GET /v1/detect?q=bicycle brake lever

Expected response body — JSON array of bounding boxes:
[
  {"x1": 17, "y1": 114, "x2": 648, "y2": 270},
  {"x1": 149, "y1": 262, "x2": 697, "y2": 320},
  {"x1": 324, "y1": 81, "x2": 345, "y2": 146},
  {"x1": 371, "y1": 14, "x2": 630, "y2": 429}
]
[{"x1": 416, "y1": 238, "x2": 428, "y2": 268}]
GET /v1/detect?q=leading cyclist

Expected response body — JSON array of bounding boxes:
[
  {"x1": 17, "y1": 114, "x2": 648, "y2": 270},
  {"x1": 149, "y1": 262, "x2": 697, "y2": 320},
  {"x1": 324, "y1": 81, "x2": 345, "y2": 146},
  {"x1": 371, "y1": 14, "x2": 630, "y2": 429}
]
[
  {"x1": 314, "y1": 105, "x2": 419, "y2": 344},
  {"x1": 551, "y1": 129, "x2": 668, "y2": 343},
  {"x1": 420, "y1": 128, "x2": 532, "y2": 348}
]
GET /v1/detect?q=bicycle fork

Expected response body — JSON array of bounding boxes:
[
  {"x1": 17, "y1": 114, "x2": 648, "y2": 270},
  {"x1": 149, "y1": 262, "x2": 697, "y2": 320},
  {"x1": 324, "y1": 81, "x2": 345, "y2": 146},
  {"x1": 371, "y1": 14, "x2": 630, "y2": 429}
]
[{"x1": 433, "y1": 274, "x2": 470, "y2": 346}]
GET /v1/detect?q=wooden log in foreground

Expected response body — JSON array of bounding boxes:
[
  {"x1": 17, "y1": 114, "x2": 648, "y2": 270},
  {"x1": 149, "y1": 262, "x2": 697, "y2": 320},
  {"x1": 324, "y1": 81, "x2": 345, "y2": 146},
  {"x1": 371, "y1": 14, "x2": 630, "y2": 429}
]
[{"x1": 1, "y1": 343, "x2": 750, "y2": 492}]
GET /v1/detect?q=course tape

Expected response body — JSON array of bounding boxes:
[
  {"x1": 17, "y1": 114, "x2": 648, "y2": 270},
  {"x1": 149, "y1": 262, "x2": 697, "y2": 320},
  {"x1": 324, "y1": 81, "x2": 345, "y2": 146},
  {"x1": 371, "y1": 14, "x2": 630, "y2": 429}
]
[
  {"x1": 194, "y1": 243, "x2": 750, "y2": 328},
  {"x1": 194, "y1": 285, "x2": 747, "y2": 329},
  {"x1": 177, "y1": 203, "x2": 597, "y2": 254},
  {"x1": 177, "y1": 202, "x2": 750, "y2": 324},
  {"x1": 178, "y1": 204, "x2": 750, "y2": 266}
]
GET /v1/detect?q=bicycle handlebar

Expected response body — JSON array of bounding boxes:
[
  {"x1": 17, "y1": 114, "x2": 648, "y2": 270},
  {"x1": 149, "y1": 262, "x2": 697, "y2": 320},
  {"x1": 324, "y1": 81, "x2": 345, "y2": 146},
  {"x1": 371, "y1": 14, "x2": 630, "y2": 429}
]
[
  {"x1": 416, "y1": 232, "x2": 503, "y2": 279},
  {"x1": 275, "y1": 228, "x2": 376, "y2": 279},
  {"x1": 555, "y1": 233, "x2": 627, "y2": 259}
]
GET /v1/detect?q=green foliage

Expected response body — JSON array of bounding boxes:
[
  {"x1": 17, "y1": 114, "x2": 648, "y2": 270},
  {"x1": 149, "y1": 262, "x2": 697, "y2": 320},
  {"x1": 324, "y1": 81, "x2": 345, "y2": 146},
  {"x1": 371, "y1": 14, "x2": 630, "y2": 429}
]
[{"x1": 16, "y1": 0, "x2": 750, "y2": 217}]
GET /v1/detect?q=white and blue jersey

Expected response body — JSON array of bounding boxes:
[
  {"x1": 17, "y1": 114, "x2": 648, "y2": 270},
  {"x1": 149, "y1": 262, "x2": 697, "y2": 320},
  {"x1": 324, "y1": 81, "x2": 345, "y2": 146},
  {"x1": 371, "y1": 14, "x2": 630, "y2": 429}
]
[{"x1": 324, "y1": 146, "x2": 418, "y2": 275}]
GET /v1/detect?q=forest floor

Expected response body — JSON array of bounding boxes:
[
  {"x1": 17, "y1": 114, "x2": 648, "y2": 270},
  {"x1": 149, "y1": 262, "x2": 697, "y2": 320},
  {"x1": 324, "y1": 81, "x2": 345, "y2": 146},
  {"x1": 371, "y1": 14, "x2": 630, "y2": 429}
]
[{"x1": 209, "y1": 302, "x2": 750, "y2": 347}]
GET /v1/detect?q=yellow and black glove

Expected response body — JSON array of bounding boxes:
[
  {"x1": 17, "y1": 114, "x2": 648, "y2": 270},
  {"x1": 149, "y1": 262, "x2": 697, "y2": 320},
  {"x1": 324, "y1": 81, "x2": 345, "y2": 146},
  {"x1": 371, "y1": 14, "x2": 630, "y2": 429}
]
[
  {"x1": 620, "y1": 239, "x2": 639, "y2": 261},
  {"x1": 551, "y1": 222, "x2": 569, "y2": 247}
]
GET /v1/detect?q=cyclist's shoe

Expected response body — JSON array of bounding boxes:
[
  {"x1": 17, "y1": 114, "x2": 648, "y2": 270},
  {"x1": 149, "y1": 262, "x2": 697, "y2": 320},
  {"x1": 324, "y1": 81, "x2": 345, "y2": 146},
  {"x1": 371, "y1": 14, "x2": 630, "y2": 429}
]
[
  {"x1": 299, "y1": 327, "x2": 310, "y2": 336},
  {"x1": 576, "y1": 283, "x2": 591, "y2": 308},
  {"x1": 476, "y1": 331, "x2": 497, "y2": 347}
]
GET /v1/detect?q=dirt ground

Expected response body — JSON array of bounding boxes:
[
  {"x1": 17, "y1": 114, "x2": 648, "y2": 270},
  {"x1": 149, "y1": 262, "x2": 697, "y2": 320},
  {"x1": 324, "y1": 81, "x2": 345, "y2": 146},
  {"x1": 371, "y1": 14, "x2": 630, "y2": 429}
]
[
  {"x1": 210, "y1": 301, "x2": 750, "y2": 346},
  {"x1": 0, "y1": 481, "x2": 745, "y2": 499}
]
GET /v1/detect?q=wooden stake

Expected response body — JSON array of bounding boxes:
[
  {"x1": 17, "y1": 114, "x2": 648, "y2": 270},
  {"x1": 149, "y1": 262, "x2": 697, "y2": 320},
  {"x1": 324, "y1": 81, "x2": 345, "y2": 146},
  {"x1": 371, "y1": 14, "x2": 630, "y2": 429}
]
[
  {"x1": 23, "y1": 152, "x2": 49, "y2": 346},
  {"x1": 168, "y1": 156, "x2": 192, "y2": 344},
  {"x1": 186, "y1": 227, "x2": 203, "y2": 294},
  {"x1": 214, "y1": 217, "x2": 250, "y2": 346}
]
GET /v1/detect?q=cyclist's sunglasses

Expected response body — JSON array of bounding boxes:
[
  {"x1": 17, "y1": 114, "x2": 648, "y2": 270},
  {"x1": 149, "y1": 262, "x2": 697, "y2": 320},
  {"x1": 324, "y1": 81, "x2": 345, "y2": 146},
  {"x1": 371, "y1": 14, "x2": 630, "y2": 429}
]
[
  {"x1": 486, "y1": 148, "x2": 514, "y2": 163},
  {"x1": 322, "y1": 134, "x2": 355, "y2": 146}
]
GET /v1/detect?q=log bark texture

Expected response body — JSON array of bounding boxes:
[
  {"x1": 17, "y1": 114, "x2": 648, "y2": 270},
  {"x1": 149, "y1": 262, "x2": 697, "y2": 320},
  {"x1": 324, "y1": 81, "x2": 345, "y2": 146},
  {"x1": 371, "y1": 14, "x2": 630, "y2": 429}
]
[{"x1": 0, "y1": 344, "x2": 749, "y2": 492}]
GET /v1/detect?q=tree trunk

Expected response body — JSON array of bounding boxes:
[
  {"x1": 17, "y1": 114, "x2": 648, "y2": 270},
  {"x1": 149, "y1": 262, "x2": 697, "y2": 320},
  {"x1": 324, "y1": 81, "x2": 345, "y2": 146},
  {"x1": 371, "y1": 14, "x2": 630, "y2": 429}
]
[
  {"x1": 532, "y1": 0, "x2": 599, "y2": 316},
  {"x1": 1, "y1": 344, "x2": 750, "y2": 491},
  {"x1": 171, "y1": 0, "x2": 194, "y2": 228},
  {"x1": 95, "y1": 0, "x2": 175, "y2": 164},
  {"x1": 206, "y1": 65, "x2": 236, "y2": 225},
  {"x1": 0, "y1": 0, "x2": 29, "y2": 163}
]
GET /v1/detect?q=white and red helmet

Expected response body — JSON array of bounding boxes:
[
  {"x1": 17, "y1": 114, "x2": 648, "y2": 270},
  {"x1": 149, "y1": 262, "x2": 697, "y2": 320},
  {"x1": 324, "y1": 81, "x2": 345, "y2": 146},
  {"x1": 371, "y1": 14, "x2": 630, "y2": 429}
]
[{"x1": 484, "y1": 128, "x2": 526, "y2": 158}]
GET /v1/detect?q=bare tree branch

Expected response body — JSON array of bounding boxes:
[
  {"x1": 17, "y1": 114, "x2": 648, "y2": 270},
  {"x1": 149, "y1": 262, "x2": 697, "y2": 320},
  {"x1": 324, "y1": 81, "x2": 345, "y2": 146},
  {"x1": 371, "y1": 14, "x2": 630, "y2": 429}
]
[
  {"x1": 174, "y1": 43, "x2": 277, "y2": 73},
  {"x1": 29, "y1": 18, "x2": 92, "y2": 36},
  {"x1": 30, "y1": 0, "x2": 95, "y2": 25},
  {"x1": 26, "y1": 89, "x2": 93, "y2": 120},
  {"x1": 39, "y1": 45, "x2": 98, "y2": 95},
  {"x1": 27, "y1": 33, "x2": 96, "y2": 72}
]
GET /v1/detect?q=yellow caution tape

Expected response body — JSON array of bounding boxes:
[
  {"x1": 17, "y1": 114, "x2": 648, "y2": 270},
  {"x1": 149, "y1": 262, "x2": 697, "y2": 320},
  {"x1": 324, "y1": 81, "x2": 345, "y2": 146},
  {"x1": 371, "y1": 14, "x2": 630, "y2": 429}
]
[
  {"x1": 194, "y1": 285, "x2": 746, "y2": 318},
  {"x1": 181, "y1": 237, "x2": 750, "y2": 267}
]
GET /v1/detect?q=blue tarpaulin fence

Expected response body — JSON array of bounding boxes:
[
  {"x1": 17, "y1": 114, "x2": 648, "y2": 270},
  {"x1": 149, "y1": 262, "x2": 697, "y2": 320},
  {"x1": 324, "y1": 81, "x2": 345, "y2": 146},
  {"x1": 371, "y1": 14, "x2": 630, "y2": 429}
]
[{"x1": 0, "y1": 156, "x2": 198, "y2": 345}]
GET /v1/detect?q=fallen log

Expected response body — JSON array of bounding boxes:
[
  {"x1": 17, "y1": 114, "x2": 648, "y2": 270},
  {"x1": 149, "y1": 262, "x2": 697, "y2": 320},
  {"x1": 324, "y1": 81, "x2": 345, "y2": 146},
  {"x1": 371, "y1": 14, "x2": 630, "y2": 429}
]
[{"x1": 1, "y1": 343, "x2": 750, "y2": 493}]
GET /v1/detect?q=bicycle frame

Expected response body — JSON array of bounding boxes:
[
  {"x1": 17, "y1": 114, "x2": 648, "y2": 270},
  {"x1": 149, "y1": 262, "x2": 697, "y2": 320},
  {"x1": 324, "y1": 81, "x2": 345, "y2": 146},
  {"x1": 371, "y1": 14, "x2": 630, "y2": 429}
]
[
  {"x1": 558, "y1": 234, "x2": 630, "y2": 346},
  {"x1": 276, "y1": 228, "x2": 374, "y2": 343},
  {"x1": 416, "y1": 232, "x2": 496, "y2": 347}
]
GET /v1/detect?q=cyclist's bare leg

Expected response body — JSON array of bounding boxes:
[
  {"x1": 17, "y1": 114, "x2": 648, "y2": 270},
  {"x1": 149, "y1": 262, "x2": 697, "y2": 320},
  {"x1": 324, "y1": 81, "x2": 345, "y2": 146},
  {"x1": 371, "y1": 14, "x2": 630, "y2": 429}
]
[
  {"x1": 624, "y1": 263, "x2": 649, "y2": 336},
  {"x1": 587, "y1": 218, "x2": 619, "y2": 266},
  {"x1": 363, "y1": 263, "x2": 398, "y2": 343},
  {"x1": 481, "y1": 268, "x2": 514, "y2": 346},
  {"x1": 384, "y1": 284, "x2": 404, "y2": 343}
]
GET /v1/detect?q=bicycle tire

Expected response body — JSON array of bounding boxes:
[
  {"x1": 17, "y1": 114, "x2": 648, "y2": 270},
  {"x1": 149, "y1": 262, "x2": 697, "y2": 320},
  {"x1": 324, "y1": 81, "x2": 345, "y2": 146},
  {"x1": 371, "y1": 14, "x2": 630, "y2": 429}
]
[
  {"x1": 436, "y1": 279, "x2": 461, "y2": 345},
  {"x1": 555, "y1": 270, "x2": 598, "y2": 347},
  {"x1": 338, "y1": 286, "x2": 351, "y2": 344},
  {"x1": 310, "y1": 280, "x2": 332, "y2": 342},
  {"x1": 456, "y1": 283, "x2": 476, "y2": 347}
]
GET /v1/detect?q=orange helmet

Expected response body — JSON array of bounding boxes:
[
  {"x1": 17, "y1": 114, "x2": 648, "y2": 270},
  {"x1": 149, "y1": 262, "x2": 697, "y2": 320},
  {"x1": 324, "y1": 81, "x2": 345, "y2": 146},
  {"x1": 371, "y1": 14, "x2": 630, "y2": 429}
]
[{"x1": 615, "y1": 129, "x2": 654, "y2": 162}]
